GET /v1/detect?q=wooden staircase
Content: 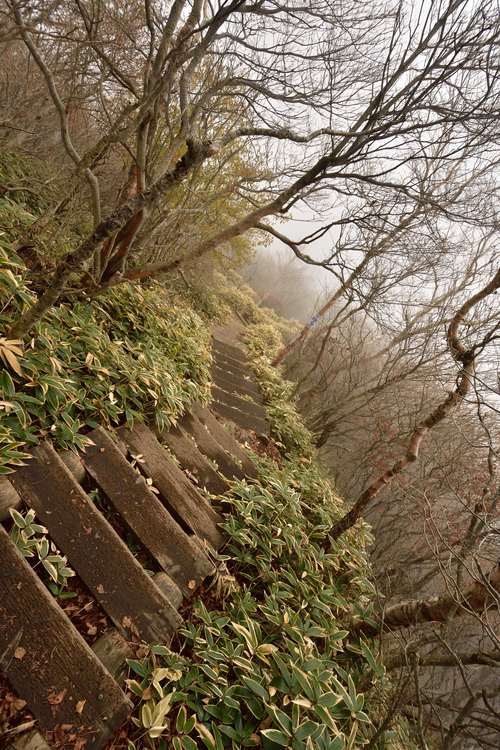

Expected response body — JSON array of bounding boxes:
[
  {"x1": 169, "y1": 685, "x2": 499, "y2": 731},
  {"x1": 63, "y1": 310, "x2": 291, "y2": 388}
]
[
  {"x1": 0, "y1": 334, "x2": 267, "y2": 750},
  {"x1": 210, "y1": 338, "x2": 269, "y2": 436}
]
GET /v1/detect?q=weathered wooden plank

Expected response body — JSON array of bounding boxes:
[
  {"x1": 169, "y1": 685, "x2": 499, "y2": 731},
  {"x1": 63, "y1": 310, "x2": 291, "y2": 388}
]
[
  {"x1": 0, "y1": 478, "x2": 22, "y2": 522},
  {"x1": 5, "y1": 632, "x2": 133, "y2": 750},
  {"x1": 119, "y1": 424, "x2": 224, "y2": 549},
  {"x1": 0, "y1": 453, "x2": 85, "y2": 524},
  {"x1": 191, "y1": 406, "x2": 258, "y2": 478},
  {"x1": 6, "y1": 566, "x2": 188, "y2": 750},
  {"x1": 9, "y1": 442, "x2": 181, "y2": 642},
  {"x1": 179, "y1": 411, "x2": 247, "y2": 481},
  {"x1": 84, "y1": 427, "x2": 212, "y2": 597},
  {"x1": 161, "y1": 425, "x2": 229, "y2": 495},
  {"x1": 212, "y1": 386, "x2": 268, "y2": 421},
  {"x1": 212, "y1": 365, "x2": 263, "y2": 400},
  {"x1": 0, "y1": 526, "x2": 131, "y2": 749},
  {"x1": 211, "y1": 399, "x2": 269, "y2": 435},
  {"x1": 212, "y1": 340, "x2": 247, "y2": 361},
  {"x1": 212, "y1": 351, "x2": 250, "y2": 378},
  {"x1": 91, "y1": 569, "x2": 185, "y2": 680},
  {"x1": 4, "y1": 570, "x2": 189, "y2": 750},
  {"x1": 212, "y1": 357, "x2": 259, "y2": 385},
  {"x1": 212, "y1": 339, "x2": 248, "y2": 364},
  {"x1": 212, "y1": 384, "x2": 265, "y2": 418}
]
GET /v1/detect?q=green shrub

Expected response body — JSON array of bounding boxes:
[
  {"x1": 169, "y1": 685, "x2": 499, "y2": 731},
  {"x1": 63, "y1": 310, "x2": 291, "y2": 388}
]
[
  {"x1": 124, "y1": 457, "x2": 401, "y2": 750},
  {"x1": 218, "y1": 284, "x2": 266, "y2": 325},
  {"x1": 243, "y1": 323, "x2": 313, "y2": 456},
  {"x1": 9, "y1": 507, "x2": 75, "y2": 597},
  {"x1": 174, "y1": 281, "x2": 232, "y2": 323},
  {"x1": 0, "y1": 152, "x2": 50, "y2": 216},
  {"x1": 0, "y1": 248, "x2": 211, "y2": 473}
]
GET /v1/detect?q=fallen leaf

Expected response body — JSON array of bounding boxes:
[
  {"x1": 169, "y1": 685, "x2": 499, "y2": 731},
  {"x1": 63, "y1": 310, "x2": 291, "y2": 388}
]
[
  {"x1": 48, "y1": 689, "x2": 67, "y2": 705},
  {"x1": 1, "y1": 346, "x2": 23, "y2": 376},
  {"x1": 75, "y1": 699, "x2": 86, "y2": 715},
  {"x1": 4, "y1": 720, "x2": 35, "y2": 736},
  {"x1": 14, "y1": 647, "x2": 26, "y2": 660}
]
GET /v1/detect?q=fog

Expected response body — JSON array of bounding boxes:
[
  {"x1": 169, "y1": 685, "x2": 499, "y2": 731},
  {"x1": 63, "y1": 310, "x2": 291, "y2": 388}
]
[{"x1": 243, "y1": 208, "x2": 342, "y2": 323}]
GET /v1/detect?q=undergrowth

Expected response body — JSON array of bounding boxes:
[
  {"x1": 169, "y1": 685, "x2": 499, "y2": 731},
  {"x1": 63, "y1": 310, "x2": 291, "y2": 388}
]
[
  {"x1": 0, "y1": 152, "x2": 213, "y2": 472},
  {"x1": 0, "y1": 246, "x2": 211, "y2": 473},
  {"x1": 243, "y1": 321, "x2": 312, "y2": 457},
  {"x1": 124, "y1": 455, "x2": 411, "y2": 750},
  {"x1": 120, "y1": 283, "x2": 414, "y2": 749}
]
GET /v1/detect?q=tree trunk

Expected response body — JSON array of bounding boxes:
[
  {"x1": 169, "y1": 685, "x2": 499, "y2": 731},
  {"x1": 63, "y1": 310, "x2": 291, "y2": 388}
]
[
  {"x1": 352, "y1": 564, "x2": 500, "y2": 637},
  {"x1": 9, "y1": 140, "x2": 213, "y2": 338},
  {"x1": 385, "y1": 649, "x2": 500, "y2": 670}
]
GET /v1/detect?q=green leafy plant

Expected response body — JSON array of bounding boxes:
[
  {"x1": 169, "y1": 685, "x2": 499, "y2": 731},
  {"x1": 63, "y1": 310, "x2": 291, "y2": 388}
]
[
  {"x1": 0, "y1": 248, "x2": 212, "y2": 473},
  {"x1": 124, "y1": 456, "x2": 399, "y2": 750},
  {"x1": 243, "y1": 322, "x2": 314, "y2": 456},
  {"x1": 0, "y1": 337, "x2": 23, "y2": 375},
  {"x1": 9, "y1": 507, "x2": 75, "y2": 595}
]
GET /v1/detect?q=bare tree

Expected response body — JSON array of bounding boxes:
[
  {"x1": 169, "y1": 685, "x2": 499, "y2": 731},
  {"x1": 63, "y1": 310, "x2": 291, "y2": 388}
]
[
  {"x1": 2, "y1": 0, "x2": 499, "y2": 336},
  {"x1": 328, "y1": 265, "x2": 500, "y2": 539}
]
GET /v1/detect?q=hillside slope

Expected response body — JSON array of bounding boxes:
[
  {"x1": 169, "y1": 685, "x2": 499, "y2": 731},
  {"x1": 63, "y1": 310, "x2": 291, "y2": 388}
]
[{"x1": 0, "y1": 160, "x2": 415, "y2": 749}]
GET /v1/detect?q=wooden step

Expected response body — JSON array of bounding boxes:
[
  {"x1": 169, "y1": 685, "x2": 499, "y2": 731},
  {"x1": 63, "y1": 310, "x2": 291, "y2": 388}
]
[
  {"x1": 212, "y1": 338, "x2": 248, "y2": 362},
  {"x1": 0, "y1": 452, "x2": 87, "y2": 523},
  {"x1": 83, "y1": 427, "x2": 211, "y2": 598},
  {"x1": 9, "y1": 442, "x2": 180, "y2": 643},
  {"x1": 0, "y1": 526, "x2": 131, "y2": 749},
  {"x1": 211, "y1": 399, "x2": 269, "y2": 435},
  {"x1": 5, "y1": 566, "x2": 189, "y2": 750},
  {"x1": 212, "y1": 385, "x2": 267, "y2": 421},
  {"x1": 211, "y1": 379, "x2": 263, "y2": 411},
  {"x1": 212, "y1": 342, "x2": 248, "y2": 367},
  {"x1": 5, "y1": 627, "x2": 137, "y2": 750},
  {"x1": 212, "y1": 351, "x2": 251, "y2": 378},
  {"x1": 191, "y1": 406, "x2": 258, "y2": 478},
  {"x1": 212, "y1": 365, "x2": 263, "y2": 401},
  {"x1": 118, "y1": 424, "x2": 224, "y2": 549},
  {"x1": 161, "y1": 425, "x2": 229, "y2": 495},
  {"x1": 179, "y1": 411, "x2": 247, "y2": 481}
]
